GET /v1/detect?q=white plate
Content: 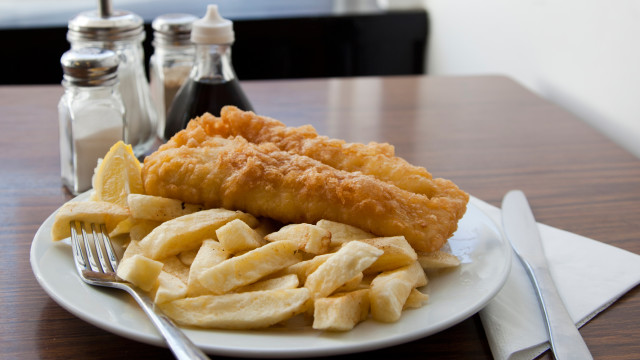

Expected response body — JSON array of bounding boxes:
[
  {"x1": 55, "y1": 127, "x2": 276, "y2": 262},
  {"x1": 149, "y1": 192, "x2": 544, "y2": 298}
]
[{"x1": 30, "y1": 194, "x2": 510, "y2": 358}]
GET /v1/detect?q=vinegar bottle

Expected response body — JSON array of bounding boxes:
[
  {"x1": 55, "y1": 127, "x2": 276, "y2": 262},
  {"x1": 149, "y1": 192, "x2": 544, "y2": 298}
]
[{"x1": 164, "y1": 4, "x2": 253, "y2": 141}]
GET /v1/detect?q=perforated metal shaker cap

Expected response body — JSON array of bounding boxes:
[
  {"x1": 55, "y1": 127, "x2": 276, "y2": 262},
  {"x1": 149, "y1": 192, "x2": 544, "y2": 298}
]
[
  {"x1": 61, "y1": 48, "x2": 119, "y2": 86},
  {"x1": 152, "y1": 13, "x2": 198, "y2": 46},
  {"x1": 67, "y1": 8, "x2": 145, "y2": 43}
]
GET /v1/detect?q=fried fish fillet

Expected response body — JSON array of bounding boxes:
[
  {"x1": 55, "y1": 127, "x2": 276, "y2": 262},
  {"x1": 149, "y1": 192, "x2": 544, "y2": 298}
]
[
  {"x1": 163, "y1": 106, "x2": 460, "y2": 199},
  {"x1": 142, "y1": 136, "x2": 466, "y2": 252}
]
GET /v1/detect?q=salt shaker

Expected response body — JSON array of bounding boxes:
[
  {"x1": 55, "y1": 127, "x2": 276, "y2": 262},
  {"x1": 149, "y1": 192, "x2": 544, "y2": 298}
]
[
  {"x1": 164, "y1": 4, "x2": 253, "y2": 141},
  {"x1": 67, "y1": 3, "x2": 158, "y2": 158},
  {"x1": 149, "y1": 13, "x2": 197, "y2": 138},
  {"x1": 58, "y1": 48, "x2": 125, "y2": 195}
]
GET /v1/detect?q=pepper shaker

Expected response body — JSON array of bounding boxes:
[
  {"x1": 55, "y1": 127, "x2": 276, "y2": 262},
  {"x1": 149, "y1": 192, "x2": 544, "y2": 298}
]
[{"x1": 149, "y1": 13, "x2": 198, "y2": 139}]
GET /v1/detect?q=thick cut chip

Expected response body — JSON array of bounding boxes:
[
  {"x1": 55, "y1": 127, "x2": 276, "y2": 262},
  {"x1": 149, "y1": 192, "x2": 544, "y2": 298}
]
[
  {"x1": 370, "y1": 261, "x2": 427, "y2": 322},
  {"x1": 92, "y1": 141, "x2": 143, "y2": 208},
  {"x1": 139, "y1": 208, "x2": 258, "y2": 259},
  {"x1": 359, "y1": 236, "x2": 418, "y2": 274},
  {"x1": 235, "y1": 274, "x2": 300, "y2": 293},
  {"x1": 334, "y1": 273, "x2": 364, "y2": 293},
  {"x1": 198, "y1": 241, "x2": 303, "y2": 295},
  {"x1": 403, "y1": 288, "x2": 429, "y2": 309},
  {"x1": 109, "y1": 217, "x2": 135, "y2": 238},
  {"x1": 304, "y1": 241, "x2": 383, "y2": 299},
  {"x1": 159, "y1": 255, "x2": 190, "y2": 284},
  {"x1": 275, "y1": 253, "x2": 333, "y2": 283},
  {"x1": 121, "y1": 239, "x2": 144, "y2": 261},
  {"x1": 313, "y1": 289, "x2": 370, "y2": 331},
  {"x1": 129, "y1": 219, "x2": 162, "y2": 241},
  {"x1": 417, "y1": 250, "x2": 461, "y2": 270},
  {"x1": 265, "y1": 223, "x2": 331, "y2": 255},
  {"x1": 177, "y1": 248, "x2": 199, "y2": 266},
  {"x1": 187, "y1": 240, "x2": 230, "y2": 297},
  {"x1": 127, "y1": 194, "x2": 204, "y2": 222},
  {"x1": 152, "y1": 271, "x2": 187, "y2": 304},
  {"x1": 315, "y1": 219, "x2": 374, "y2": 247},
  {"x1": 160, "y1": 288, "x2": 311, "y2": 329},
  {"x1": 116, "y1": 254, "x2": 163, "y2": 292},
  {"x1": 216, "y1": 218, "x2": 266, "y2": 254},
  {"x1": 51, "y1": 201, "x2": 129, "y2": 241}
]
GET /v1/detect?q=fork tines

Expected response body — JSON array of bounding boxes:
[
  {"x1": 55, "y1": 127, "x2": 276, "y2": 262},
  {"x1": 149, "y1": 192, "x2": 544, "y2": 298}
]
[{"x1": 70, "y1": 221, "x2": 119, "y2": 276}]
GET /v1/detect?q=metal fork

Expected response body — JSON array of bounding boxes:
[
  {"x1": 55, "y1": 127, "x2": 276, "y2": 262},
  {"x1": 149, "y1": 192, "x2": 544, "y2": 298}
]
[{"x1": 70, "y1": 221, "x2": 210, "y2": 360}]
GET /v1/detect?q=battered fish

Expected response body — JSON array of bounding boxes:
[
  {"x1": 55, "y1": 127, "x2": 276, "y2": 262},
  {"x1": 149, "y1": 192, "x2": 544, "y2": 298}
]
[
  {"x1": 163, "y1": 106, "x2": 459, "y2": 199},
  {"x1": 142, "y1": 136, "x2": 466, "y2": 252}
]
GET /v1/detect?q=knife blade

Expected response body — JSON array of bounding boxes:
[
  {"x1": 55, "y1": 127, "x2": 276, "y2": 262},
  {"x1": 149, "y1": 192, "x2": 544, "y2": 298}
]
[{"x1": 502, "y1": 190, "x2": 592, "y2": 360}]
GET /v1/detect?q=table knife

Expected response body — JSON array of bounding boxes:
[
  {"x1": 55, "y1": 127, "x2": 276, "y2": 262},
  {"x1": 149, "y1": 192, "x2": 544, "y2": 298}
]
[{"x1": 502, "y1": 190, "x2": 592, "y2": 360}]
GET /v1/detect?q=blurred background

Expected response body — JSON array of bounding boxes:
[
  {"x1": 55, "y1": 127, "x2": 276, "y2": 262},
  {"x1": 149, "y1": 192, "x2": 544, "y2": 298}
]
[{"x1": 1, "y1": 0, "x2": 638, "y2": 159}]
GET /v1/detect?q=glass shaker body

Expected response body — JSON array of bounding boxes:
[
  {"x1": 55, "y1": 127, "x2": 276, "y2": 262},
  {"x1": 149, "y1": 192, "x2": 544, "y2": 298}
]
[
  {"x1": 58, "y1": 49, "x2": 125, "y2": 195},
  {"x1": 70, "y1": 36, "x2": 156, "y2": 158},
  {"x1": 67, "y1": 9, "x2": 158, "y2": 159},
  {"x1": 149, "y1": 13, "x2": 197, "y2": 138}
]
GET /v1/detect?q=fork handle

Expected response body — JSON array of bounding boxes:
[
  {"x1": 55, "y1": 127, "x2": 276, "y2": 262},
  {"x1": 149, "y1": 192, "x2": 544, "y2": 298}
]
[{"x1": 124, "y1": 285, "x2": 211, "y2": 360}]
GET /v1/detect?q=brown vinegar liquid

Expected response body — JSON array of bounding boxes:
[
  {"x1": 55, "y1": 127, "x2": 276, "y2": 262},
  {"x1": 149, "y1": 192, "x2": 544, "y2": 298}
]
[{"x1": 164, "y1": 78, "x2": 253, "y2": 140}]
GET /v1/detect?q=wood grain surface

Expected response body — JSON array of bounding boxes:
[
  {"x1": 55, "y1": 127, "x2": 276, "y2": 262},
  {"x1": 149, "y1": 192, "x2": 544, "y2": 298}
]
[{"x1": 1, "y1": 75, "x2": 638, "y2": 359}]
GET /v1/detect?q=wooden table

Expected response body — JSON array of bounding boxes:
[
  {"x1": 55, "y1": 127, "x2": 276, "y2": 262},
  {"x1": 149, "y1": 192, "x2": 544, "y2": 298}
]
[{"x1": 1, "y1": 75, "x2": 638, "y2": 359}]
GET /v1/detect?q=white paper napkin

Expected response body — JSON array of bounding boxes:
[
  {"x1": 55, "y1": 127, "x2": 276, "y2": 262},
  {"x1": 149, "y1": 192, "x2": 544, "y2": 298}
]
[{"x1": 472, "y1": 197, "x2": 640, "y2": 360}]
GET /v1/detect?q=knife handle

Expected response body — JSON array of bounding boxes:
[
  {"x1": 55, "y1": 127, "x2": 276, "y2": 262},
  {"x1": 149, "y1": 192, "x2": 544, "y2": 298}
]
[{"x1": 523, "y1": 261, "x2": 593, "y2": 360}]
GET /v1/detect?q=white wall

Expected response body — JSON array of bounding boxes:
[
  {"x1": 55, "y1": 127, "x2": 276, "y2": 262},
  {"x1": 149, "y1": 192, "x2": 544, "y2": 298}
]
[{"x1": 393, "y1": 0, "x2": 640, "y2": 158}]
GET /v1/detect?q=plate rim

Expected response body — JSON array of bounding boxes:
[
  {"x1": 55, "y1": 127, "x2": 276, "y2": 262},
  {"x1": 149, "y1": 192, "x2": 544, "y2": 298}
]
[{"x1": 30, "y1": 194, "x2": 511, "y2": 358}]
